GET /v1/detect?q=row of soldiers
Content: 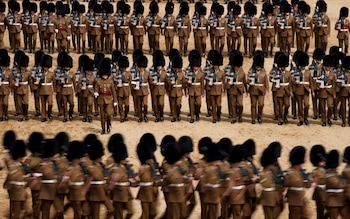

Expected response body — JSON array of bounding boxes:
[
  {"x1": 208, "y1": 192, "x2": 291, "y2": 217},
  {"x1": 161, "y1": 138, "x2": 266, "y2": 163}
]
[
  {"x1": 2, "y1": 130, "x2": 350, "y2": 219},
  {"x1": 1, "y1": 0, "x2": 350, "y2": 57}
]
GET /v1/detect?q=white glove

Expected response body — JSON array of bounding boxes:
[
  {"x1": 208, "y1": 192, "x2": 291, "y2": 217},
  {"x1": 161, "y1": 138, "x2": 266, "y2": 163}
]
[
  {"x1": 113, "y1": 102, "x2": 117, "y2": 107},
  {"x1": 94, "y1": 92, "x2": 99, "y2": 98},
  {"x1": 55, "y1": 29, "x2": 58, "y2": 33},
  {"x1": 67, "y1": 36, "x2": 71, "y2": 41}
]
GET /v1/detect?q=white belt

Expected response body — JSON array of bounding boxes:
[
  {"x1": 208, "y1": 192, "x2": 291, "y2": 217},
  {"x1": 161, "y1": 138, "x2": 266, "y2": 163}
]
[
  {"x1": 87, "y1": 85, "x2": 94, "y2": 88},
  {"x1": 41, "y1": 83, "x2": 52, "y2": 86},
  {"x1": 340, "y1": 29, "x2": 348, "y2": 32},
  {"x1": 173, "y1": 84, "x2": 182, "y2": 88},
  {"x1": 180, "y1": 26, "x2": 188, "y2": 28},
  {"x1": 289, "y1": 187, "x2": 304, "y2": 191},
  {"x1": 152, "y1": 24, "x2": 160, "y2": 27},
  {"x1": 301, "y1": 27, "x2": 311, "y2": 30},
  {"x1": 63, "y1": 84, "x2": 73, "y2": 88},
  {"x1": 140, "y1": 83, "x2": 148, "y2": 87},
  {"x1": 197, "y1": 27, "x2": 206, "y2": 30},
  {"x1": 235, "y1": 26, "x2": 242, "y2": 29},
  {"x1": 122, "y1": 83, "x2": 129, "y2": 86},
  {"x1": 108, "y1": 24, "x2": 114, "y2": 27},
  {"x1": 13, "y1": 23, "x2": 21, "y2": 26},
  {"x1": 114, "y1": 182, "x2": 130, "y2": 186},
  {"x1": 90, "y1": 180, "x2": 106, "y2": 185},
  {"x1": 317, "y1": 184, "x2": 326, "y2": 189},
  {"x1": 78, "y1": 24, "x2": 86, "y2": 27},
  {"x1": 192, "y1": 82, "x2": 201, "y2": 86},
  {"x1": 47, "y1": 23, "x2": 54, "y2": 26},
  {"x1": 344, "y1": 84, "x2": 350, "y2": 87},
  {"x1": 285, "y1": 26, "x2": 292, "y2": 29},
  {"x1": 254, "y1": 84, "x2": 264, "y2": 87},
  {"x1": 70, "y1": 181, "x2": 84, "y2": 186},
  {"x1": 1, "y1": 81, "x2": 9, "y2": 85},
  {"x1": 92, "y1": 25, "x2": 101, "y2": 28},
  {"x1": 9, "y1": 181, "x2": 26, "y2": 186},
  {"x1": 68, "y1": 25, "x2": 71, "y2": 28},
  {"x1": 266, "y1": 26, "x2": 274, "y2": 29},
  {"x1": 168, "y1": 183, "x2": 184, "y2": 187},
  {"x1": 232, "y1": 185, "x2": 245, "y2": 190},
  {"x1": 263, "y1": 187, "x2": 275, "y2": 191},
  {"x1": 139, "y1": 182, "x2": 153, "y2": 186},
  {"x1": 32, "y1": 173, "x2": 43, "y2": 177},
  {"x1": 205, "y1": 183, "x2": 221, "y2": 188},
  {"x1": 29, "y1": 23, "x2": 38, "y2": 26},
  {"x1": 249, "y1": 26, "x2": 257, "y2": 29},
  {"x1": 324, "y1": 85, "x2": 332, "y2": 89},
  {"x1": 213, "y1": 82, "x2": 222, "y2": 85},
  {"x1": 19, "y1": 81, "x2": 28, "y2": 85},
  {"x1": 165, "y1": 26, "x2": 174, "y2": 29},
  {"x1": 216, "y1": 27, "x2": 225, "y2": 30},
  {"x1": 41, "y1": 179, "x2": 57, "y2": 184},
  {"x1": 326, "y1": 189, "x2": 344, "y2": 193},
  {"x1": 136, "y1": 25, "x2": 144, "y2": 28},
  {"x1": 120, "y1": 26, "x2": 129, "y2": 29},
  {"x1": 321, "y1": 24, "x2": 328, "y2": 27},
  {"x1": 156, "y1": 82, "x2": 165, "y2": 85},
  {"x1": 281, "y1": 83, "x2": 289, "y2": 86},
  {"x1": 233, "y1": 82, "x2": 243, "y2": 85},
  {"x1": 0, "y1": 22, "x2": 4, "y2": 25},
  {"x1": 299, "y1": 82, "x2": 309, "y2": 85}
]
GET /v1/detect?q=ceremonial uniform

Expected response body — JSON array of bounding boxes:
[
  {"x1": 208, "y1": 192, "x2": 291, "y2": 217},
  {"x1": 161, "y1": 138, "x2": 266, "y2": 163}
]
[
  {"x1": 73, "y1": 8, "x2": 88, "y2": 54},
  {"x1": 6, "y1": 10, "x2": 22, "y2": 52},
  {"x1": 133, "y1": 57, "x2": 149, "y2": 122},
  {"x1": 102, "y1": 10, "x2": 115, "y2": 54},
  {"x1": 90, "y1": 9, "x2": 103, "y2": 52},
  {"x1": 60, "y1": 69, "x2": 76, "y2": 122},
  {"x1": 336, "y1": 7, "x2": 350, "y2": 53},
  {"x1": 193, "y1": 7, "x2": 208, "y2": 56},
  {"x1": 229, "y1": 12, "x2": 243, "y2": 52},
  {"x1": 54, "y1": 14, "x2": 70, "y2": 53},
  {"x1": 246, "y1": 15, "x2": 259, "y2": 57},
  {"x1": 150, "y1": 67, "x2": 167, "y2": 122},
  {"x1": 294, "y1": 69, "x2": 314, "y2": 125},
  {"x1": 187, "y1": 68, "x2": 204, "y2": 122},
  {"x1": 116, "y1": 67, "x2": 132, "y2": 121},
  {"x1": 130, "y1": 8, "x2": 146, "y2": 50},
  {"x1": 0, "y1": 66, "x2": 13, "y2": 120},
  {"x1": 13, "y1": 68, "x2": 31, "y2": 121},
  {"x1": 168, "y1": 67, "x2": 186, "y2": 122},
  {"x1": 38, "y1": 10, "x2": 48, "y2": 51},
  {"x1": 117, "y1": 7, "x2": 130, "y2": 54},
  {"x1": 260, "y1": 10, "x2": 276, "y2": 57},
  {"x1": 146, "y1": 13, "x2": 161, "y2": 53},
  {"x1": 46, "y1": 10, "x2": 56, "y2": 53},
  {"x1": 214, "y1": 14, "x2": 226, "y2": 54},
  {"x1": 297, "y1": 5, "x2": 313, "y2": 53},
  {"x1": 313, "y1": 12, "x2": 330, "y2": 52},
  {"x1": 275, "y1": 69, "x2": 293, "y2": 124},
  {"x1": 177, "y1": 12, "x2": 191, "y2": 56},
  {"x1": 38, "y1": 65, "x2": 55, "y2": 121},
  {"x1": 277, "y1": 12, "x2": 294, "y2": 53},
  {"x1": 79, "y1": 68, "x2": 95, "y2": 122},
  {"x1": 162, "y1": 14, "x2": 176, "y2": 54}
]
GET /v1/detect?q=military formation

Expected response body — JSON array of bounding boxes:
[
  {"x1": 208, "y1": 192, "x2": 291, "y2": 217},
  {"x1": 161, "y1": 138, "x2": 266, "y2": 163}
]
[{"x1": 2, "y1": 130, "x2": 350, "y2": 219}]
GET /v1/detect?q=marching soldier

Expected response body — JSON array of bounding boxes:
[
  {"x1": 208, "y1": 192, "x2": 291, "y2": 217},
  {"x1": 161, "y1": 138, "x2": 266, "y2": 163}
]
[
  {"x1": 316, "y1": 55, "x2": 336, "y2": 126},
  {"x1": 208, "y1": 3, "x2": 218, "y2": 51},
  {"x1": 186, "y1": 50, "x2": 204, "y2": 123},
  {"x1": 242, "y1": 2, "x2": 253, "y2": 56},
  {"x1": 225, "y1": 2, "x2": 235, "y2": 54},
  {"x1": 342, "y1": 147, "x2": 350, "y2": 214},
  {"x1": 246, "y1": 5, "x2": 259, "y2": 58},
  {"x1": 313, "y1": 1, "x2": 330, "y2": 52},
  {"x1": 64, "y1": 4, "x2": 72, "y2": 53},
  {"x1": 6, "y1": 2, "x2": 22, "y2": 52},
  {"x1": 248, "y1": 51, "x2": 269, "y2": 124},
  {"x1": 310, "y1": 145, "x2": 327, "y2": 219},
  {"x1": 335, "y1": 7, "x2": 350, "y2": 54},
  {"x1": 21, "y1": 0, "x2": 30, "y2": 51},
  {"x1": 54, "y1": 3, "x2": 70, "y2": 53},
  {"x1": 269, "y1": 52, "x2": 283, "y2": 121},
  {"x1": 332, "y1": 50, "x2": 344, "y2": 122},
  {"x1": 193, "y1": 5, "x2": 208, "y2": 56},
  {"x1": 214, "y1": 5, "x2": 226, "y2": 54},
  {"x1": 162, "y1": 2, "x2": 176, "y2": 55},
  {"x1": 38, "y1": 55, "x2": 55, "y2": 122},
  {"x1": 177, "y1": 3, "x2": 191, "y2": 57},
  {"x1": 86, "y1": 1, "x2": 96, "y2": 52},
  {"x1": 54, "y1": 53, "x2": 65, "y2": 117},
  {"x1": 38, "y1": 1, "x2": 48, "y2": 51},
  {"x1": 13, "y1": 54, "x2": 31, "y2": 122},
  {"x1": 339, "y1": 56, "x2": 350, "y2": 126},
  {"x1": 102, "y1": 3, "x2": 115, "y2": 54},
  {"x1": 111, "y1": 50, "x2": 122, "y2": 117},
  {"x1": 73, "y1": 4, "x2": 88, "y2": 54},
  {"x1": 133, "y1": 55, "x2": 150, "y2": 122},
  {"x1": 27, "y1": 3, "x2": 39, "y2": 53},
  {"x1": 0, "y1": 1, "x2": 6, "y2": 49},
  {"x1": 90, "y1": 4, "x2": 103, "y2": 53},
  {"x1": 229, "y1": 5, "x2": 243, "y2": 52},
  {"x1": 79, "y1": 58, "x2": 95, "y2": 123},
  {"x1": 277, "y1": 2, "x2": 294, "y2": 54},
  {"x1": 260, "y1": 3, "x2": 276, "y2": 58},
  {"x1": 0, "y1": 54, "x2": 13, "y2": 121},
  {"x1": 70, "y1": 2, "x2": 80, "y2": 52},
  {"x1": 117, "y1": 4, "x2": 130, "y2": 55},
  {"x1": 46, "y1": 3, "x2": 56, "y2": 54},
  {"x1": 297, "y1": 4, "x2": 313, "y2": 53},
  {"x1": 293, "y1": 52, "x2": 314, "y2": 126},
  {"x1": 146, "y1": 2, "x2": 161, "y2": 54},
  {"x1": 150, "y1": 51, "x2": 167, "y2": 122},
  {"x1": 130, "y1": 4, "x2": 145, "y2": 50},
  {"x1": 225, "y1": 51, "x2": 247, "y2": 124},
  {"x1": 94, "y1": 58, "x2": 117, "y2": 134},
  {"x1": 168, "y1": 56, "x2": 186, "y2": 122},
  {"x1": 310, "y1": 48, "x2": 325, "y2": 120},
  {"x1": 114, "y1": 0, "x2": 124, "y2": 51},
  {"x1": 116, "y1": 56, "x2": 132, "y2": 122}
]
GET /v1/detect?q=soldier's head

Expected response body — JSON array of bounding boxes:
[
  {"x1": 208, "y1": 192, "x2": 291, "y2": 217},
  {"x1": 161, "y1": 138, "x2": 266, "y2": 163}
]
[
  {"x1": 0, "y1": 54, "x2": 11, "y2": 69},
  {"x1": 215, "y1": 5, "x2": 224, "y2": 18},
  {"x1": 260, "y1": 147, "x2": 277, "y2": 169},
  {"x1": 310, "y1": 145, "x2": 326, "y2": 167},
  {"x1": 230, "y1": 50, "x2": 243, "y2": 72},
  {"x1": 118, "y1": 56, "x2": 129, "y2": 71},
  {"x1": 297, "y1": 52, "x2": 309, "y2": 70},
  {"x1": 19, "y1": 55, "x2": 29, "y2": 71},
  {"x1": 289, "y1": 146, "x2": 306, "y2": 168},
  {"x1": 29, "y1": 2, "x2": 37, "y2": 15},
  {"x1": 11, "y1": 140, "x2": 26, "y2": 161},
  {"x1": 189, "y1": 50, "x2": 201, "y2": 71},
  {"x1": 277, "y1": 53, "x2": 289, "y2": 71},
  {"x1": 313, "y1": 48, "x2": 325, "y2": 63},
  {"x1": 99, "y1": 58, "x2": 112, "y2": 79},
  {"x1": 67, "y1": 141, "x2": 84, "y2": 163},
  {"x1": 165, "y1": 2, "x2": 174, "y2": 16},
  {"x1": 326, "y1": 150, "x2": 339, "y2": 170},
  {"x1": 340, "y1": 7, "x2": 349, "y2": 19},
  {"x1": 153, "y1": 50, "x2": 165, "y2": 71},
  {"x1": 137, "y1": 55, "x2": 148, "y2": 71},
  {"x1": 211, "y1": 52, "x2": 223, "y2": 69},
  {"x1": 301, "y1": 4, "x2": 310, "y2": 17},
  {"x1": 172, "y1": 56, "x2": 183, "y2": 71},
  {"x1": 323, "y1": 55, "x2": 334, "y2": 71}
]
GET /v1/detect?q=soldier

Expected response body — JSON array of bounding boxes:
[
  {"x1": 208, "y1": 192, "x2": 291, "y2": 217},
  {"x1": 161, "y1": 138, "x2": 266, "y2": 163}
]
[
  {"x1": 79, "y1": 58, "x2": 95, "y2": 123},
  {"x1": 339, "y1": 56, "x2": 350, "y2": 126},
  {"x1": 150, "y1": 51, "x2": 167, "y2": 122},
  {"x1": 177, "y1": 3, "x2": 191, "y2": 57},
  {"x1": 325, "y1": 150, "x2": 347, "y2": 219},
  {"x1": 310, "y1": 145, "x2": 327, "y2": 219},
  {"x1": 293, "y1": 52, "x2": 314, "y2": 126},
  {"x1": 94, "y1": 58, "x2": 117, "y2": 134},
  {"x1": 64, "y1": 4, "x2": 72, "y2": 53},
  {"x1": 70, "y1": 2, "x2": 80, "y2": 52},
  {"x1": 146, "y1": 2, "x2": 161, "y2": 54},
  {"x1": 46, "y1": 3, "x2": 56, "y2": 54},
  {"x1": 130, "y1": 4, "x2": 145, "y2": 50},
  {"x1": 193, "y1": 5, "x2": 208, "y2": 56},
  {"x1": 335, "y1": 7, "x2": 350, "y2": 54},
  {"x1": 30, "y1": 52, "x2": 43, "y2": 117},
  {"x1": 116, "y1": 56, "x2": 132, "y2": 122},
  {"x1": 229, "y1": 5, "x2": 243, "y2": 52},
  {"x1": 0, "y1": 1, "x2": 6, "y2": 49},
  {"x1": 117, "y1": 4, "x2": 130, "y2": 55},
  {"x1": 6, "y1": 2, "x2": 21, "y2": 52},
  {"x1": 273, "y1": 53, "x2": 293, "y2": 125},
  {"x1": 162, "y1": 2, "x2": 176, "y2": 55},
  {"x1": 248, "y1": 51, "x2": 269, "y2": 124},
  {"x1": 316, "y1": 55, "x2": 336, "y2": 126},
  {"x1": 260, "y1": 3, "x2": 276, "y2": 58},
  {"x1": 208, "y1": 3, "x2": 218, "y2": 51},
  {"x1": 132, "y1": 55, "x2": 149, "y2": 122},
  {"x1": 186, "y1": 51, "x2": 204, "y2": 123},
  {"x1": 13, "y1": 54, "x2": 31, "y2": 122},
  {"x1": 114, "y1": 0, "x2": 124, "y2": 51},
  {"x1": 38, "y1": 55, "x2": 55, "y2": 122},
  {"x1": 21, "y1": 0, "x2": 30, "y2": 51},
  {"x1": 0, "y1": 54, "x2": 13, "y2": 121},
  {"x1": 111, "y1": 50, "x2": 122, "y2": 117},
  {"x1": 38, "y1": 2, "x2": 48, "y2": 51},
  {"x1": 313, "y1": 1, "x2": 330, "y2": 52},
  {"x1": 297, "y1": 4, "x2": 313, "y2": 53},
  {"x1": 225, "y1": 51, "x2": 247, "y2": 124},
  {"x1": 54, "y1": 3, "x2": 70, "y2": 53},
  {"x1": 332, "y1": 50, "x2": 344, "y2": 122},
  {"x1": 277, "y1": 2, "x2": 294, "y2": 54},
  {"x1": 269, "y1": 52, "x2": 283, "y2": 121},
  {"x1": 242, "y1": 2, "x2": 253, "y2": 56},
  {"x1": 90, "y1": 4, "x2": 103, "y2": 53},
  {"x1": 342, "y1": 147, "x2": 350, "y2": 214},
  {"x1": 284, "y1": 146, "x2": 311, "y2": 219},
  {"x1": 26, "y1": 3, "x2": 39, "y2": 53},
  {"x1": 246, "y1": 5, "x2": 259, "y2": 58},
  {"x1": 214, "y1": 5, "x2": 226, "y2": 54},
  {"x1": 73, "y1": 4, "x2": 88, "y2": 54},
  {"x1": 102, "y1": 3, "x2": 114, "y2": 54},
  {"x1": 86, "y1": 1, "x2": 96, "y2": 51},
  {"x1": 93, "y1": 52, "x2": 104, "y2": 118},
  {"x1": 225, "y1": 2, "x2": 235, "y2": 54}
]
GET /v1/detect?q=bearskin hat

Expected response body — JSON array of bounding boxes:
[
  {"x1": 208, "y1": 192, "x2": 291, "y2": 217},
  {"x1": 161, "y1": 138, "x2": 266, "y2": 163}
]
[
  {"x1": 94, "y1": 4, "x2": 102, "y2": 14},
  {"x1": 233, "y1": 5, "x2": 241, "y2": 15},
  {"x1": 55, "y1": 132, "x2": 69, "y2": 153},
  {"x1": 88, "y1": 139, "x2": 105, "y2": 160},
  {"x1": 118, "y1": 56, "x2": 129, "y2": 69},
  {"x1": 72, "y1": 1, "x2": 80, "y2": 12},
  {"x1": 94, "y1": 52, "x2": 105, "y2": 68},
  {"x1": 326, "y1": 150, "x2": 339, "y2": 169},
  {"x1": 160, "y1": 135, "x2": 176, "y2": 156},
  {"x1": 165, "y1": 2, "x2": 174, "y2": 14},
  {"x1": 206, "y1": 143, "x2": 225, "y2": 162},
  {"x1": 172, "y1": 55, "x2": 183, "y2": 69},
  {"x1": 105, "y1": 3, "x2": 113, "y2": 14},
  {"x1": 343, "y1": 146, "x2": 350, "y2": 163},
  {"x1": 112, "y1": 50, "x2": 122, "y2": 63},
  {"x1": 18, "y1": 55, "x2": 29, "y2": 67},
  {"x1": 310, "y1": 144, "x2": 326, "y2": 167},
  {"x1": 296, "y1": 52, "x2": 309, "y2": 67},
  {"x1": 264, "y1": 3, "x2": 274, "y2": 15},
  {"x1": 301, "y1": 4, "x2": 310, "y2": 14},
  {"x1": 212, "y1": 53, "x2": 223, "y2": 66},
  {"x1": 78, "y1": 4, "x2": 85, "y2": 14},
  {"x1": 153, "y1": 50, "x2": 165, "y2": 67},
  {"x1": 268, "y1": 141, "x2": 282, "y2": 158},
  {"x1": 82, "y1": 58, "x2": 94, "y2": 72},
  {"x1": 164, "y1": 142, "x2": 182, "y2": 164},
  {"x1": 112, "y1": 142, "x2": 128, "y2": 163},
  {"x1": 280, "y1": 1, "x2": 291, "y2": 13},
  {"x1": 41, "y1": 139, "x2": 58, "y2": 158},
  {"x1": 135, "y1": 3, "x2": 144, "y2": 15},
  {"x1": 313, "y1": 48, "x2": 325, "y2": 60},
  {"x1": 248, "y1": 4, "x2": 257, "y2": 15},
  {"x1": 11, "y1": 140, "x2": 26, "y2": 160},
  {"x1": 323, "y1": 55, "x2": 334, "y2": 67},
  {"x1": 117, "y1": 0, "x2": 125, "y2": 11},
  {"x1": 150, "y1": 1, "x2": 158, "y2": 14},
  {"x1": 56, "y1": 3, "x2": 66, "y2": 16},
  {"x1": 137, "y1": 55, "x2": 148, "y2": 68},
  {"x1": 230, "y1": 144, "x2": 244, "y2": 163},
  {"x1": 98, "y1": 58, "x2": 112, "y2": 76},
  {"x1": 47, "y1": 3, "x2": 55, "y2": 13},
  {"x1": 121, "y1": 3, "x2": 130, "y2": 15},
  {"x1": 343, "y1": 56, "x2": 350, "y2": 70},
  {"x1": 140, "y1": 133, "x2": 157, "y2": 152},
  {"x1": 132, "y1": 49, "x2": 143, "y2": 64},
  {"x1": 277, "y1": 53, "x2": 289, "y2": 68},
  {"x1": 67, "y1": 141, "x2": 84, "y2": 161},
  {"x1": 107, "y1": 133, "x2": 124, "y2": 153},
  {"x1": 198, "y1": 5, "x2": 206, "y2": 16},
  {"x1": 244, "y1": 1, "x2": 253, "y2": 14},
  {"x1": 41, "y1": 55, "x2": 52, "y2": 68},
  {"x1": 180, "y1": 4, "x2": 189, "y2": 15},
  {"x1": 3, "y1": 130, "x2": 16, "y2": 150},
  {"x1": 230, "y1": 50, "x2": 243, "y2": 67},
  {"x1": 243, "y1": 139, "x2": 256, "y2": 157},
  {"x1": 89, "y1": 0, "x2": 97, "y2": 10},
  {"x1": 22, "y1": 0, "x2": 30, "y2": 11},
  {"x1": 216, "y1": 5, "x2": 224, "y2": 16},
  {"x1": 211, "y1": 2, "x2": 219, "y2": 12},
  {"x1": 34, "y1": 51, "x2": 44, "y2": 66},
  {"x1": 29, "y1": 2, "x2": 37, "y2": 13},
  {"x1": 228, "y1": 1, "x2": 235, "y2": 13},
  {"x1": 198, "y1": 136, "x2": 212, "y2": 156},
  {"x1": 190, "y1": 54, "x2": 201, "y2": 67},
  {"x1": 0, "y1": 1, "x2": 6, "y2": 12},
  {"x1": 340, "y1": 7, "x2": 349, "y2": 18},
  {"x1": 253, "y1": 50, "x2": 265, "y2": 67},
  {"x1": 169, "y1": 49, "x2": 180, "y2": 62},
  {"x1": 289, "y1": 146, "x2": 306, "y2": 165},
  {"x1": 316, "y1": 0, "x2": 327, "y2": 13},
  {"x1": 194, "y1": 1, "x2": 203, "y2": 13},
  {"x1": 137, "y1": 141, "x2": 154, "y2": 164},
  {"x1": 260, "y1": 147, "x2": 277, "y2": 167},
  {"x1": 27, "y1": 132, "x2": 44, "y2": 154},
  {"x1": 60, "y1": 54, "x2": 73, "y2": 69},
  {"x1": 218, "y1": 137, "x2": 233, "y2": 158},
  {"x1": 178, "y1": 135, "x2": 193, "y2": 155}
]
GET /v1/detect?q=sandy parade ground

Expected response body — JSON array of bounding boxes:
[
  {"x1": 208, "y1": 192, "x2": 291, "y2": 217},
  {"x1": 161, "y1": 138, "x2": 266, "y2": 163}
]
[{"x1": 1, "y1": 0, "x2": 350, "y2": 218}]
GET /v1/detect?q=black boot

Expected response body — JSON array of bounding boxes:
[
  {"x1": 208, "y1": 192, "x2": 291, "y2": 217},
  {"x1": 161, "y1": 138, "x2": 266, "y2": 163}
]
[{"x1": 48, "y1": 105, "x2": 53, "y2": 120}]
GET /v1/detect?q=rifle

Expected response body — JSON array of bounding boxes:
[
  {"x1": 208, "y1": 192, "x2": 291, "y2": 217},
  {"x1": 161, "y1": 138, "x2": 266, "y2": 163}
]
[
  {"x1": 248, "y1": 67, "x2": 258, "y2": 85},
  {"x1": 316, "y1": 69, "x2": 327, "y2": 88}
]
